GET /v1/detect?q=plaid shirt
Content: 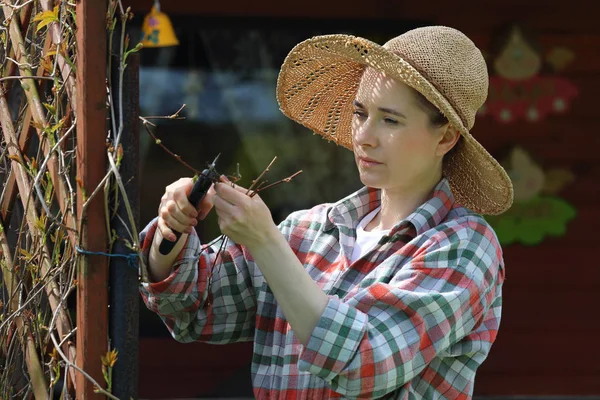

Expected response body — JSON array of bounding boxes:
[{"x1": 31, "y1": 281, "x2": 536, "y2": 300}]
[{"x1": 140, "y1": 178, "x2": 505, "y2": 399}]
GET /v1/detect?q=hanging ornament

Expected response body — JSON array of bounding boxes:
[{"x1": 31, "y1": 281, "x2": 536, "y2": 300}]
[
  {"x1": 140, "y1": 0, "x2": 179, "y2": 48},
  {"x1": 478, "y1": 24, "x2": 578, "y2": 123}
]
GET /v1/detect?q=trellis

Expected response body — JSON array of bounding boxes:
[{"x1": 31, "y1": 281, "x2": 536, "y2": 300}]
[{"x1": 0, "y1": 0, "x2": 141, "y2": 398}]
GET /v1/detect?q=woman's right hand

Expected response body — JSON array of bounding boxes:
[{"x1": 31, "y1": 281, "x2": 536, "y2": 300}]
[{"x1": 157, "y1": 177, "x2": 215, "y2": 242}]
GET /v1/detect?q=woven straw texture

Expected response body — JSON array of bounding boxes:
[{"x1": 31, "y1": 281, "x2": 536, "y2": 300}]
[{"x1": 276, "y1": 26, "x2": 514, "y2": 215}]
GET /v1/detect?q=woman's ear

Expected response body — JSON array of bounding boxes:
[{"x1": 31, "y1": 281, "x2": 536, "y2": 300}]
[{"x1": 436, "y1": 125, "x2": 461, "y2": 157}]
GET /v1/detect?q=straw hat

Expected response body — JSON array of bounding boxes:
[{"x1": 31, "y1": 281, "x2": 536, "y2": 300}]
[{"x1": 276, "y1": 26, "x2": 513, "y2": 215}]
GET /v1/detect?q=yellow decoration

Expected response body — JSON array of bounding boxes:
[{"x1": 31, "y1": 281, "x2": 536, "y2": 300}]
[
  {"x1": 140, "y1": 2, "x2": 179, "y2": 48},
  {"x1": 546, "y1": 47, "x2": 576, "y2": 72}
]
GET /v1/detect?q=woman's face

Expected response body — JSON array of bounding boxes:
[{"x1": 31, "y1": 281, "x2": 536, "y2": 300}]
[{"x1": 352, "y1": 69, "x2": 457, "y2": 193}]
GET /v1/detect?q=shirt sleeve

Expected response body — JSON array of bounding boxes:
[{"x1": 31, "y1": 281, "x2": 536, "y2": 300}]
[
  {"x1": 139, "y1": 217, "x2": 257, "y2": 344},
  {"x1": 297, "y1": 223, "x2": 504, "y2": 398}
]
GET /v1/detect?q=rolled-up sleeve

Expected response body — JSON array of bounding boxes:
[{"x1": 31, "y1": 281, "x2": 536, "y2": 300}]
[
  {"x1": 139, "y1": 217, "x2": 257, "y2": 344},
  {"x1": 298, "y1": 233, "x2": 502, "y2": 398}
]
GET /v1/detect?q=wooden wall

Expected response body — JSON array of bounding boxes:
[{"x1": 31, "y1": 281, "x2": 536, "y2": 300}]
[{"x1": 126, "y1": 0, "x2": 600, "y2": 396}]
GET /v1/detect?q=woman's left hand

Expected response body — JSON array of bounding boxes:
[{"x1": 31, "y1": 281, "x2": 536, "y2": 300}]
[{"x1": 212, "y1": 177, "x2": 278, "y2": 249}]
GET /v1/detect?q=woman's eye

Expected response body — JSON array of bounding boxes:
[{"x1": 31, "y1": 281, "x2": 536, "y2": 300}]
[
  {"x1": 384, "y1": 117, "x2": 399, "y2": 125},
  {"x1": 352, "y1": 110, "x2": 367, "y2": 118}
]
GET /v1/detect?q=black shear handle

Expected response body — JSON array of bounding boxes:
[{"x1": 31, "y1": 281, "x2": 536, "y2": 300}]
[{"x1": 158, "y1": 172, "x2": 214, "y2": 255}]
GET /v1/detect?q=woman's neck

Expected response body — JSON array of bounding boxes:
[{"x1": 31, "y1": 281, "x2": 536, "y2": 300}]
[{"x1": 365, "y1": 170, "x2": 442, "y2": 232}]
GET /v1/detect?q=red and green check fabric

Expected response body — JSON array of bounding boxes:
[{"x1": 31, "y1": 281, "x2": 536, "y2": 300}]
[{"x1": 139, "y1": 178, "x2": 505, "y2": 399}]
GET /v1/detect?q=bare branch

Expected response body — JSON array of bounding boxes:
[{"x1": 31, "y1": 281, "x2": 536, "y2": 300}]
[
  {"x1": 246, "y1": 156, "x2": 277, "y2": 195},
  {"x1": 140, "y1": 116, "x2": 201, "y2": 175},
  {"x1": 251, "y1": 170, "x2": 303, "y2": 197},
  {"x1": 0, "y1": 75, "x2": 58, "y2": 82}
]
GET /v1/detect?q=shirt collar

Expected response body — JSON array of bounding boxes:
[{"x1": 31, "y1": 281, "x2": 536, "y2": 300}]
[{"x1": 323, "y1": 178, "x2": 456, "y2": 236}]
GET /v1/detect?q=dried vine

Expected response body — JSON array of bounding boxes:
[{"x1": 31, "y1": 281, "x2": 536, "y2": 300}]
[{"x1": 0, "y1": 0, "x2": 139, "y2": 398}]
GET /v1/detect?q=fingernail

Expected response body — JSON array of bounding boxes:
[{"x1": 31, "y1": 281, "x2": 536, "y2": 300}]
[
  {"x1": 169, "y1": 234, "x2": 177, "y2": 242},
  {"x1": 192, "y1": 219, "x2": 198, "y2": 226},
  {"x1": 199, "y1": 211, "x2": 207, "y2": 220},
  {"x1": 221, "y1": 175, "x2": 230, "y2": 183},
  {"x1": 190, "y1": 211, "x2": 198, "y2": 218}
]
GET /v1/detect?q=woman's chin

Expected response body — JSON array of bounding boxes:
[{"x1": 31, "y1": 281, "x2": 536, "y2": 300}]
[{"x1": 359, "y1": 173, "x2": 386, "y2": 189}]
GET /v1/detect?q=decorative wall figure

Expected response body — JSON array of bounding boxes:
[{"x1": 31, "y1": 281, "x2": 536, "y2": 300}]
[
  {"x1": 478, "y1": 24, "x2": 578, "y2": 123},
  {"x1": 486, "y1": 146, "x2": 577, "y2": 245}
]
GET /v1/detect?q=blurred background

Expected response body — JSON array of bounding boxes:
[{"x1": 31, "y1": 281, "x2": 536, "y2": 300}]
[{"x1": 121, "y1": 0, "x2": 600, "y2": 398}]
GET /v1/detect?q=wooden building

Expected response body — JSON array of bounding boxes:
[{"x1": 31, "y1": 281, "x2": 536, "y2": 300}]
[{"x1": 123, "y1": 0, "x2": 600, "y2": 397}]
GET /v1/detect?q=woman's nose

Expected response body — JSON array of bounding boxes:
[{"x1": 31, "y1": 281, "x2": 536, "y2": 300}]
[{"x1": 352, "y1": 118, "x2": 378, "y2": 148}]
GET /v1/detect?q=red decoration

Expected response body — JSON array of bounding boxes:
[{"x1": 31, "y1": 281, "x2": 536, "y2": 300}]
[
  {"x1": 479, "y1": 75, "x2": 578, "y2": 123},
  {"x1": 478, "y1": 24, "x2": 579, "y2": 123}
]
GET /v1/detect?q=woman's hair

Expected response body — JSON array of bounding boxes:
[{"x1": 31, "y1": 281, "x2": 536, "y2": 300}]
[
  {"x1": 410, "y1": 88, "x2": 449, "y2": 127},
  {"x1": 410, "y1": 88, "x2": 460, "y2": 161}
]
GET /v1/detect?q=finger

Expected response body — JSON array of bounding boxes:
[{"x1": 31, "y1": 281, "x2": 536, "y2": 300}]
[
  {"x1": 157, "y1": 217, "x2": 177, "y2": 242},
  {"x1": 173, "y1": 188, "x2": 199, "y2": 219},
  {"x1": 214, "y1": 181, "x2": 249, "y2": 206},
  {"x1": 166, "y1": 198, "x2": 197, "y2": 228},
  {"x1": 220, "y1": 175, "x2": 252, "y2": 195},
  {"x1": 159, "y1": 200, "x2": 196, "y2": 234},
  {"x1": 212, "y1": 193, "x2": 237, "y2": 217},
  {"x1": 161, "y1": 213, "x2": 195, "y2": 235}
]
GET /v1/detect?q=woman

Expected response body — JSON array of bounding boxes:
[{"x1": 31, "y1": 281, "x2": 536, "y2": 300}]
[{"x1": 140, "y1": 26, "x2": 513, "y2": 399}]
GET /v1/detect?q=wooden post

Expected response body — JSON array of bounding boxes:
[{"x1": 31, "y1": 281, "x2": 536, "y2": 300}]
[
  {"x1": 75, "y1": 0, "x2": 109, "y2": 397},
  {"x1": 109, "y1": 53, "x2": 141, "y2": 399}
]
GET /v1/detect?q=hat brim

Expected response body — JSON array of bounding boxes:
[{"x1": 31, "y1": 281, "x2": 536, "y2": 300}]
[{"x1": 276, "y1": 34, "x2": 513, "y2": 215}]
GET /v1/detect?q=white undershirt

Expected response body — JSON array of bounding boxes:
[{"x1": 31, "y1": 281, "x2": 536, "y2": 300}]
[{"x1": 350, "y1": 206, "x2": 390, "y2": 264}]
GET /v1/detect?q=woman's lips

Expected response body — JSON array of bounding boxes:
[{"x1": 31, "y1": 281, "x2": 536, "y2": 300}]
[{"x1": 358, "y1": 156, "x2": 383, "y2": 167}]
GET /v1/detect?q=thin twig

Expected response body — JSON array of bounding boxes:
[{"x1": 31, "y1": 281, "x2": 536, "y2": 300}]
[
  {"x1": 207, "y1": 235, "x2": 229, "y2": 303},
  {"x1": 141, "y1": 103, "x2": 188, "y2": 120},
  {"x1": 112, "y1": 8, "x2": 127, "y2": 153},
  {"x1": 32, "y1": 121, "x2": 77, "y2": 227},
  {"x1": 107, "y1": 152, "x2": 146, "y2": 282},
  {"x1": 2, "y1": 0, "x2": 34, "y2": 10},
  {"x1": 5, "y1": 56, "x2": 36, "y2": 68},
  {"x1": 81, "y1": 168, "x2": 113, "y2": 212},
  {"x1": 140, "y1": 116, "x2": 200, "y2": 175},
  {"x1": 0, "y1": 75, "x2": 57, "y2": 82},
  {"x1": 50, "y1": 332, "x2": 119, "y2": 400},
  {"x1": 107, "y1": 2, "x2": 118, "y2": 149},
  {"x1": 246, "y1": 156, "x2": 277, "y2": 195},
  {"x1": 255, "y1": 180, "x2": 268, "y2": 191},
  {"x1": 250, "y1": 170, "x2": 303, "y2": 197},
  {"x1": 171, "y1": 103, "x2": 187, "y2": 118},
  {"x1": 140, "y1": 115, "x2": 185, "y2": 120},
  {"x1": 57, "y1": 326, "x2": 76, "y2": 349}
]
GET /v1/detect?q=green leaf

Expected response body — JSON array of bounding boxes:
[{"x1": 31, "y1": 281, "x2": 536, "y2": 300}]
[
  {"x1": 19, "y1": 248, "x2": 33, "y2": 260},
  {"x1": 486, "y1": 196, "x2": 577, "y2": 246},
  {"x1": 47, "y1": 116, "x2": 67, "y2": 134},
  {"x1": 43, "y1": 102, "x2": 56, "y2": 115},
  {"x1": 33, "y1": 6, "x2": 60, "y2": 32},
  {"x1": 45, "y1": 172, "x2": 54, "y2": 205}
]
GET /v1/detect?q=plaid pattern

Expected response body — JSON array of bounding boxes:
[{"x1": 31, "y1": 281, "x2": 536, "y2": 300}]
[{"x1": 140, "y1": 178, "x2": 505, "y2": 399}]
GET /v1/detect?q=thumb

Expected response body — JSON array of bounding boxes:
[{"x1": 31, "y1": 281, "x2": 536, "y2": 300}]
[{"x1": 220, "y1": 175, "x2": 252, "y2": 195}]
